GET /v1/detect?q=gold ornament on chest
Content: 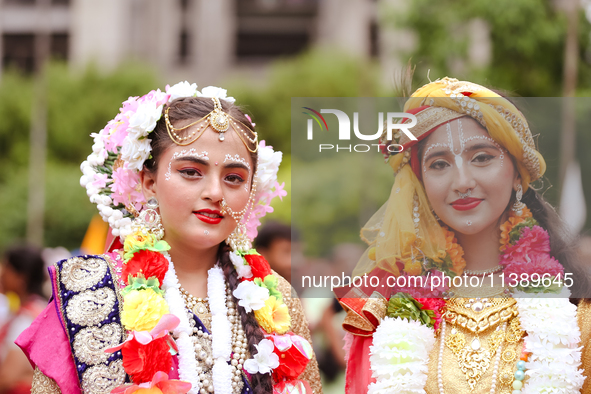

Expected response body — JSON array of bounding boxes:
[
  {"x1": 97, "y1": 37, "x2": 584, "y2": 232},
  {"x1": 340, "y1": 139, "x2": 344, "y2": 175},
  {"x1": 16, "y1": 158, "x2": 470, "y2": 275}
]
[
  {"x1": 445, "y1": 325, "x2": 505, "y2": 390},
  {"x1": 445, "y1": 297, "x2": 517, "y2": 333},
  {"x1": 443, "y1": 297, "x2": 523, "y2": 391}
]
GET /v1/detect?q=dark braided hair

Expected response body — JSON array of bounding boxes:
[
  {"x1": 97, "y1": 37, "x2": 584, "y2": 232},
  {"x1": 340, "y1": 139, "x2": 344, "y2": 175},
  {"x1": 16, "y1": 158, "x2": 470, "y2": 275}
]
[{"x1": 218, "y1": 244, "x2": 273, "y2": 393}]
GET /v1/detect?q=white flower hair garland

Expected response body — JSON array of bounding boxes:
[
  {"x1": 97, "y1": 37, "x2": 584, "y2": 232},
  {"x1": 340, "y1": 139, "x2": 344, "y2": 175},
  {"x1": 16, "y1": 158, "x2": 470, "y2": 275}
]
[{"x1": 80, "y1": 81, "x2": 285, "y2": 239}]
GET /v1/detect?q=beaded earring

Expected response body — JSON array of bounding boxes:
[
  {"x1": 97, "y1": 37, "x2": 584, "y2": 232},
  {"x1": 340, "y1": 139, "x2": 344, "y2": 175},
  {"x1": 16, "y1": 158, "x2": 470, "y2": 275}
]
[
  {"x1": 512, "y1": 184, "x2": 526, "y2": 216},
  {"x1": 132, "y1": 197, "x2": 165, "y2": 240}
]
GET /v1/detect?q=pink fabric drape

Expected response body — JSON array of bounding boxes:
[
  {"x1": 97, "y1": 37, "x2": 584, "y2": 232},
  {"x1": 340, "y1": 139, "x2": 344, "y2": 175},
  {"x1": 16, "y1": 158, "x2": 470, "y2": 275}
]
[{"x1": 15, "y1": 300, "x2": 81, "y2": 394}]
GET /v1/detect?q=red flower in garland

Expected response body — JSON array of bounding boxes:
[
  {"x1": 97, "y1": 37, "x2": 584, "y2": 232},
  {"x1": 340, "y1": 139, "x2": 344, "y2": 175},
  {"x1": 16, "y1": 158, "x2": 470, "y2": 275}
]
[
  {"x1": 121, "y1": 336, "x2": 173, "y2": 383},
  {"x1": 244, "y1": 254, "x2": 272, "y2": 280},
  {"x1": 123, "y1": 250, "x2": 169, "y2": 285},
  {"x1": 266, "y1": 334, "x2": 312, "y2": 381},
  {"x1": 415, "y1": 298, "x2": 446, "y2": 331}
]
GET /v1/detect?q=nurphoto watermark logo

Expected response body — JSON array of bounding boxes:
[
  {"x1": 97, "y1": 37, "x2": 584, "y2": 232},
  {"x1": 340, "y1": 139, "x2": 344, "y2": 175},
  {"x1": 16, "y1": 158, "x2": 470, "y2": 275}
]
[{"x1": 302, "y1": 107, "x2": 418, "y2": 153}]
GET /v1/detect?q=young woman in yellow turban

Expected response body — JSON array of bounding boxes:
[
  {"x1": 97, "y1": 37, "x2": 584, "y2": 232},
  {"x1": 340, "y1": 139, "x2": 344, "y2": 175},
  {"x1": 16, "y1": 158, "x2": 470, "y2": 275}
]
[{"x1": 337, "y1": 78, "x2": 591, "y2": 393}]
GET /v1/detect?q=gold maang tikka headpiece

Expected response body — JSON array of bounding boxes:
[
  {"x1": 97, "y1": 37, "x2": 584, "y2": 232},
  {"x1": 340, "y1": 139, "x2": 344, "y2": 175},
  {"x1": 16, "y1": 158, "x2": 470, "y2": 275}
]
[{"x1": 165, "y1": 97, "x2": 258, "y2": 152}]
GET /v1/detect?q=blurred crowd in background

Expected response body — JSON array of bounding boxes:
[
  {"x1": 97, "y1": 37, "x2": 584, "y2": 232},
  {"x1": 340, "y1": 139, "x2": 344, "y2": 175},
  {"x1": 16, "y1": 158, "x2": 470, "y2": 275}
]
[{"x1": 3, "y1": 0, "x2": 591, "y2": 392}]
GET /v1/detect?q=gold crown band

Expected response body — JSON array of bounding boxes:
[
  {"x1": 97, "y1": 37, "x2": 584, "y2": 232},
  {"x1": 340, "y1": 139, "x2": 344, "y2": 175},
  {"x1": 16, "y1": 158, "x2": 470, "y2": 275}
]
[{"x1": 165, "y1": 97, "x2": 258, "y2": 152}]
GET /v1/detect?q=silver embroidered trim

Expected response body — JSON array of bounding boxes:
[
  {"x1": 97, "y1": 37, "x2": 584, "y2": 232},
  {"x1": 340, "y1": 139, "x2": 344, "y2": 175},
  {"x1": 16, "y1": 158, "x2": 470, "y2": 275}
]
[
  {"x1": 66, "y1": 288, "x2": 116, "y2": 327},
  {"x1": 81, "y1": 360, "x2": 125, "y2": 394},
  {"x1": 73, "y1": 323, "x2": 123, "y2": 366},
  {"x1": 61, "y1": 257, "x2": 108, "y2": 292}
]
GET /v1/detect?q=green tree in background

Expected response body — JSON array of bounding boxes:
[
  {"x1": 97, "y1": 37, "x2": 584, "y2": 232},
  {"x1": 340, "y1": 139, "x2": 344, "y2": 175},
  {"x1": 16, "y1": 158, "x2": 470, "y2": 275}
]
[
  {"x1": 228, "y1": 50, "x2": 384, "y2": 155},
  {"x1": 387, "y1": 0, "x2": 591, "y2": 96},
  {"x1": 228, "y1": 51, "x2": 386, "y2": 256},
  {"x1": 0, "y1": 63, "x2": 158, "y2": 252}
]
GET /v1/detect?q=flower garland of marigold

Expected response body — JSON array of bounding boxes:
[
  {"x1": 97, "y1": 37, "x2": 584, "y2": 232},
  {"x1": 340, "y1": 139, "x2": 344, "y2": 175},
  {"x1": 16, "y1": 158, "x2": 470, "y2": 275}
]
[
  {"x1": 442, "y1": 227, "x2": 466, "y2": 276},
  {"x1": 106, "y1": 228, "x2": 190, "y2": 392},
  {"x1": 500, "y1": 206, "x2": 533, "y2": 252},
  {"x1": 392, "y1": 228, "x2": 466, "y2": 278},
  {"x1": 108, "y1": 232, "x2": 314, "y2": 393}
]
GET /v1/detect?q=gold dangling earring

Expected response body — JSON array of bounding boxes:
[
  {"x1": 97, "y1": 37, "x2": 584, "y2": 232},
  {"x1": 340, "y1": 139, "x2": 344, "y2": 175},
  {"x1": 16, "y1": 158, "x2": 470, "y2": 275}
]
[
  {"x1": 220, "y1": 199, "x2": 251, "y2": 253},
  {"x1": 220, "y1": 168, "x2": 258, "y2": 253},
  {"x1": 131, "y1": 197, "x2": 165, "y2": 240},
  {"x1": 512, "y1": 184, "x2": 526, "y2": 216}
]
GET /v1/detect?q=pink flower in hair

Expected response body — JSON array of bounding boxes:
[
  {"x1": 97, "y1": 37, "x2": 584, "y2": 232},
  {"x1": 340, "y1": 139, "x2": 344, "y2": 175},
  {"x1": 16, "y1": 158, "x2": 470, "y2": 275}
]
[
  {"x1": 138, "y1": 89, "x2": 170, "y2": 107},
  {"x1": 244, "y1": 181, "x2": 287, "y2": 240},
  {"x1": 121, "y1": 96, "x2": 140, "y2": 115},
  {"x1": 242, "y1": 141, "x2": 286, "y2": 240},
  {"x1": 111, "y1": 167, "x2": 145, "y2": 207},
  {"x1": 101, "y1": 114, "x2": 131, "y2": 153},
  {"x1": 92, "y1": 173, "x2": 110, "y2": 190},
  {"x1": 245, "y1": 114, "x2": 256, "y2": 127}
]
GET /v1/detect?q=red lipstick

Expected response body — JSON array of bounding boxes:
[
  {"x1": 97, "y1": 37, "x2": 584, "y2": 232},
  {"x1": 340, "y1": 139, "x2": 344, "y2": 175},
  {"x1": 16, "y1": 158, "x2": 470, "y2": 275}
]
[
  {"x1": 194, "y1": 209, "x2": 224, "y2": 224},
  {"x1": 450, "y1": 198, "x2": 482, "y2": 211}
]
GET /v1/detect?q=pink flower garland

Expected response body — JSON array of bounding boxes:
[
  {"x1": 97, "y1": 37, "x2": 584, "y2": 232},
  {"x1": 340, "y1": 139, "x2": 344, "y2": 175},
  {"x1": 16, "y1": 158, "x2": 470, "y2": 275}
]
[{"x1": 500, "y1": 224, "x2": 564, "y2": 280}]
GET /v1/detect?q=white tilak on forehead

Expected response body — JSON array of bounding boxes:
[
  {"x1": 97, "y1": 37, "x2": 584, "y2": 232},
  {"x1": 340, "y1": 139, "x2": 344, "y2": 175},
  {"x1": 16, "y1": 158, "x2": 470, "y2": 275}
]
[
  {"x1": 164, "y1": 149, "x2": 209, "y2": 180},
  {"x1": 422, "y1": 118, "x2": 505, "y2": 172},
  {"x1": 223, "y1": 154, "x2": 251, "y2": 170},
  {"x1": 450, "y1": 120, "x2": 464, "y2": 168}
]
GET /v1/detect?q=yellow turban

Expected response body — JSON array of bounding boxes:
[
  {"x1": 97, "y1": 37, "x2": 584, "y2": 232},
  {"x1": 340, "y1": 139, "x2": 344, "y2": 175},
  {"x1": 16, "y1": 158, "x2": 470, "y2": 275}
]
[{"x1": 354, "y1": 77, "x2": 546, "y2": 278}]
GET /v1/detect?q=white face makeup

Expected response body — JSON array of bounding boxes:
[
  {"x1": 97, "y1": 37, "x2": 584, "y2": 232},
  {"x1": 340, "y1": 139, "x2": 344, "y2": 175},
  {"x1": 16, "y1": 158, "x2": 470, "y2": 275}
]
[
  {"x1": 422, "y1": 118, "x2": 505, "y2": 173},
  {"x1": 165, "y1": 149, "x2": 209, "y2": 181},
  {"x1": 421, "y1": 117, "x2": 517, "y2": 236},
  {"x1": 224, "y1": 154, "x2": 251, "y2": 170},
  {"x1": 142, "y1": 127, "x2": 253, "y2": 253},
  {"x1": 224, "y1": 154, "x2": 252, "y2": 191}
]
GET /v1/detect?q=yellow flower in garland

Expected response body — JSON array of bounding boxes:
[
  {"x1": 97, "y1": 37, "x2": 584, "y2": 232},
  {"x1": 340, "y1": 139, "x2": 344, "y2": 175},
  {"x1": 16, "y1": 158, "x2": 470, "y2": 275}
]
[
  {"x1": 254, "y1": 296, "x2": 291, "y2": 334},
  {"x1": 121, "y1": 288, "x2": 169, "y2": 332},
  {"x1": 403, "y1": 259, "x2": 422, "y2": 276},
  {"x1": 123, "y1": 230, "x2": 170, "y2": 262}
]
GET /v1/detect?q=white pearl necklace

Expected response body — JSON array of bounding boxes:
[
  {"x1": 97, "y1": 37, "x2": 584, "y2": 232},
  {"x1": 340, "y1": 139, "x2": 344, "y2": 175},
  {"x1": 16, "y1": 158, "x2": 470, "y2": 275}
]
[
  {"x1": 179, "y1": 287, "x2": 249, "y2": 394},
  {"x1": 489, "y1": 326, "x2": 505, "y2": 394}
]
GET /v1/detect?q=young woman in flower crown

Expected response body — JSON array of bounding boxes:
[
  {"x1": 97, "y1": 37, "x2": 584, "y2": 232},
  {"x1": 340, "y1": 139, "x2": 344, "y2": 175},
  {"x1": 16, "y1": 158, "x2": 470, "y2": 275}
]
[
  {"x1": 16, "y1": 82, "x2": 322, "y2": 394},
  {"x1": 335, "y1": 78, "x2": 591, "y2": 393}
]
